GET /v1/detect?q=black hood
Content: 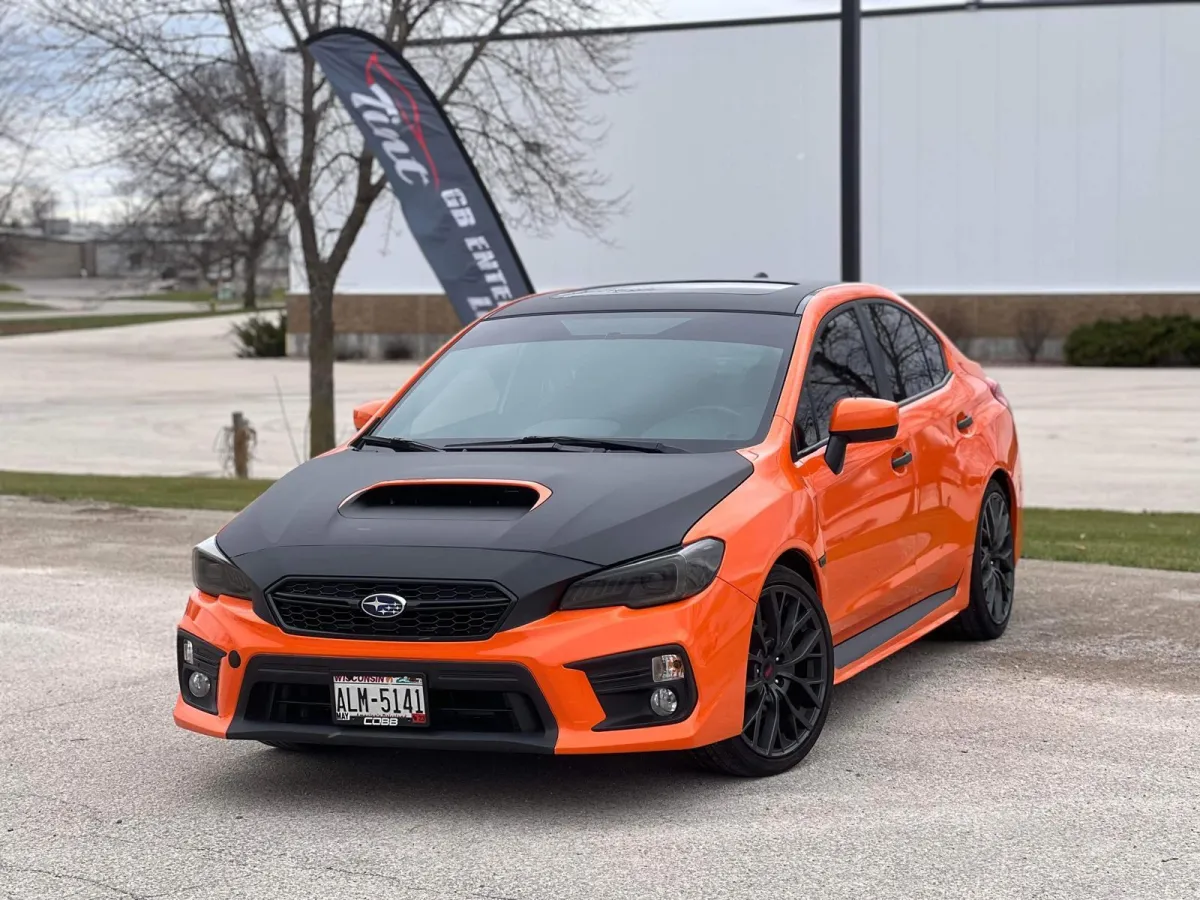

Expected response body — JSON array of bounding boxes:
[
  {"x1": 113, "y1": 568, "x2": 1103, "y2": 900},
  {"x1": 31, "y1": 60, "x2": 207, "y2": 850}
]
[
  {"x1": 219, "y1": 446, "x2": 750, "y2": 567},
  {"x1": 217, "y1": 447, "x2": 751, "y2": 634}
]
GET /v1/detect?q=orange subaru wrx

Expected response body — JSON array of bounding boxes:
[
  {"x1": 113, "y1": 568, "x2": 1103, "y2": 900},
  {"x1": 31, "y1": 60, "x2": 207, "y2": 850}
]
[{"x1": 175, "y1": 280, "x2": 1021, "y2": 777}]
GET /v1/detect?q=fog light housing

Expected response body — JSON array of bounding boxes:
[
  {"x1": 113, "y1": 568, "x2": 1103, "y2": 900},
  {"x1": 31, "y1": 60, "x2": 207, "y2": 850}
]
[
  {"x1": 649, "y1": 687, "x2": 678, "y2": 717},
  {"x1": 566, "y1": 644, "x2": 696, "y2": 730},
  {"x1": 651, "y1": 653, "x2": 684, "y2": 683},
  {"x1": 177, "y1": 630, "x2": 225, "y2": 715},
  {"x1": 188, "y1": 670, "x2": 211, "y2": 698}
]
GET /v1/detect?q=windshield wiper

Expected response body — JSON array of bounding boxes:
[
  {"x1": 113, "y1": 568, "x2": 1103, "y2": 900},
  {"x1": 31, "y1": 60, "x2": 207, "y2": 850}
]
[
  {"x1": 444, "y1": 435, "x2": 683, "y2": 454},
  {"x1": 357, "y1": 434, "x2": 444, "y2": 453}
]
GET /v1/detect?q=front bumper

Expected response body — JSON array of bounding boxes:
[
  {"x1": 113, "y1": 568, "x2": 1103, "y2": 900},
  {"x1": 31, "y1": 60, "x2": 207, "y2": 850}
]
[{"x1": 173, "y1": 576, "x2": 756, "y2": 754}]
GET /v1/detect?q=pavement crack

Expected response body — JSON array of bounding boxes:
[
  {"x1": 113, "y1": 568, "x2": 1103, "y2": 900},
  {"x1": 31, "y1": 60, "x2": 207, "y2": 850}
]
[
  {"x1": 9, "y1": 792, "x2": 112, "y2": 823},
  {"x1": 311, "y1": 865, "x2": 412, "y2": 887},
  {"x1": 0, "y1": 863, "x2": 142, "y2": 899},
  {"x1": 140, "y1": 885, "x2": 204, "y2": 899},
  {"x1": 26, "y1": 672, "x2": 164, "y2": 716},
  {"x1": 100, "y1": 834, "x2": 252, "y2": 869}
]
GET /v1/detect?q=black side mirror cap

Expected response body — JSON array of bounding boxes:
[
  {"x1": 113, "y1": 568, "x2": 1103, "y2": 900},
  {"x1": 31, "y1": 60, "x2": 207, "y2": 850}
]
[{"x1": 825, "y1": 435, "x2": 848, "y2": 475}]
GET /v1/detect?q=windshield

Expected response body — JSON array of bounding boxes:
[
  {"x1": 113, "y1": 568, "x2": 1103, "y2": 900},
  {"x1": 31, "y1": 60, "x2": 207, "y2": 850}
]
[{"x1": 370, "y1": 310, "x2": 800, "y2": 452}]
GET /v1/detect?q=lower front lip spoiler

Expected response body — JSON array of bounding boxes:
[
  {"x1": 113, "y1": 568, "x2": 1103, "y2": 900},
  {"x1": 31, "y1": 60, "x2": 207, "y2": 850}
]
[{"x1": 224, "y1": 654, "x2": 558, "y2": 754}]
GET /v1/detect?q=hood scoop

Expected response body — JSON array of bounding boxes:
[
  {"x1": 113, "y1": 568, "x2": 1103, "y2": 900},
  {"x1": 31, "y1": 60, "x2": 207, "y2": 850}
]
[{"x1": 339, "y1": 480, "x2": 548, "y2": 521}]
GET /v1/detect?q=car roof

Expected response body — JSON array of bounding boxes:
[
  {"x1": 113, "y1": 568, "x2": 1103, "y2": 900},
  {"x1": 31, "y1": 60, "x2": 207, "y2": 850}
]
[{"x1": 493, "y1": 280, "x2": 836, "y2": 318}]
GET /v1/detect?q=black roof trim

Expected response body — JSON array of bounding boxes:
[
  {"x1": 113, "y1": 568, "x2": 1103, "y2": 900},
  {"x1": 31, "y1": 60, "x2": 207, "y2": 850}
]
[
  {"x1": 539, "y1": 278, "x2": 800, "y2": 294},
  {"x1": 495, "y1": 280, "x2": 836, "y2": 318},
  {"x1": 794, "y1": 284, "x2": 835, "y2": 315}
]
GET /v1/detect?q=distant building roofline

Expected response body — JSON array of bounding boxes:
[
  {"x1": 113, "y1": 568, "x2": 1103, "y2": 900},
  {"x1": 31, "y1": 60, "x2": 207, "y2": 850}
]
[{"x1": 406, "y1": 0, "x2": 1189, "y2": 47}]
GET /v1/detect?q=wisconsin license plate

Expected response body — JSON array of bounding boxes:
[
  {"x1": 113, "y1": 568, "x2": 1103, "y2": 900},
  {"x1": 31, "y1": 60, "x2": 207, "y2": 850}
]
[{"x1": 332, "y1": 674, "x2": 428, "y2": 727}]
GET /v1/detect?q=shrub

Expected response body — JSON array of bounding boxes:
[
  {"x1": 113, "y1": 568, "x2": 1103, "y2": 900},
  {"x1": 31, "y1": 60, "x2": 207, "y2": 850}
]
[
  {"x1": 232, "y1": 312, "x2": 287, "y2": 358},
  {"x1": 1063, "y1": 315, "x2": 1200, "y2": 367},
  {"x1": 335, "y1": 342, "x2": 366, "y2": 361},
  {"x1": 382, "y1": 338, "x2": 414, "y2": 360},
  {"x1": 927, "y1": 306, "x2": 974, "y2": 351}
]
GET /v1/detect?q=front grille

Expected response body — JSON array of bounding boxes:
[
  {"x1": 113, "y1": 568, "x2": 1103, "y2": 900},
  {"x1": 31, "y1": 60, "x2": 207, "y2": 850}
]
[{"x1": 267, "y1": 578, "x2": 513, "y2": 641}]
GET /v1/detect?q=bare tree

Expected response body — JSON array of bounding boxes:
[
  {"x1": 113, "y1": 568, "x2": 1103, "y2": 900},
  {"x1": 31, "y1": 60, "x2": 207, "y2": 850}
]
[
  {"x1": 1016, "y1": 306, "x2": 1054, "y2": 363},
  {"x1": 0, "y1": 199, "x2": 27, "y2": 270},
  {"x1": 109, "y1": 185, "x2": 234, "y2": 283},
  {"x1": 0, "y1": 5, "x2": 37, "y2": 268},
  {"x1": 25, "y1": 183, "x2": 60, "y2": 230},
  {"x1": 115, "y1": 55, "x2": 289, "y2": 307},
  {"x1": 41, "y1": 0, "x2": 632, "y2": 456},
  {"x1": 0, "y1": 6, "x2": 26, "y2": 148},
  {"x1": 0, "y1": 168, "x2": 32, "y2": 270}
]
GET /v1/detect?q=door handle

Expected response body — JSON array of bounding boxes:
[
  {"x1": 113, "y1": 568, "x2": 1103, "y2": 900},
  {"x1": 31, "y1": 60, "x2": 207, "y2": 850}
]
[
  {"x1": 956, "y1": 414, "x2": 974, "y2": 432},
  {"x1": 891, "y1": 449, "x2": 913, "y2": 469}
]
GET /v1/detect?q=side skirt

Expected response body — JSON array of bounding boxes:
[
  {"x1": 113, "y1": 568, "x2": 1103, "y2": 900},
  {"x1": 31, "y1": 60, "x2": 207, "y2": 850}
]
[{"x1": 832, "y1": 584, "x2": 961, "y2": 684}]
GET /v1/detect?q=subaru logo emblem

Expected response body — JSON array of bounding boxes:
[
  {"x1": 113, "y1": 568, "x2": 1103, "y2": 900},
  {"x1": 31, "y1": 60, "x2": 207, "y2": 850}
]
[{"x1": 361, "y1": 593, "x2": 407, "y2": 619}]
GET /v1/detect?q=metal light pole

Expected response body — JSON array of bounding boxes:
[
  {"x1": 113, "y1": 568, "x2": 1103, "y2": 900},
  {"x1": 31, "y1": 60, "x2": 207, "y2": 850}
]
[{"x1": 841, "y1": 0, "x2": 862, "y2": 283}]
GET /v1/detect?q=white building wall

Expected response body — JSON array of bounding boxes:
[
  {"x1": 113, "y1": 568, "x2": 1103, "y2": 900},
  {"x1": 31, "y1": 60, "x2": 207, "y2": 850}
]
[
  {"x1": 312, "y1": 3, "x2": 1200, "y2": 296},
  {"x1": 863, "y1": 3, "x2": 1200, "y2": 292}
]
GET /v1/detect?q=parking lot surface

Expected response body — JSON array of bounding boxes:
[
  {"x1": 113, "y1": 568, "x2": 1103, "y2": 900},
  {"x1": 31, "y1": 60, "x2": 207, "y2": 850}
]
[
  {"x1": 1, "y1": 316, "x2": 1198, "y2": 510},
  {"x1": 0, "y1": 496, "x2": 1197, "y2": 899}
]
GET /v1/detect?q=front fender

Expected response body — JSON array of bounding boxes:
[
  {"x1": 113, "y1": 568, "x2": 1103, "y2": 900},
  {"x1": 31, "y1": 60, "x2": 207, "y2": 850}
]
[{"x1": 684, "y1": 420, "x2": 825, "y2": 607}]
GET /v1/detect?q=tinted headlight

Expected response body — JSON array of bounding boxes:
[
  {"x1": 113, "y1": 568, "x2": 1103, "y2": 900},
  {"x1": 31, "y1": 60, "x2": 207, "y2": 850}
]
[
  {"x1": 560, "y1": 539, "x2": 725, "y2": 610},
  {"x1": 192, "y1": 536, "x2": 256, "y2": 600}
]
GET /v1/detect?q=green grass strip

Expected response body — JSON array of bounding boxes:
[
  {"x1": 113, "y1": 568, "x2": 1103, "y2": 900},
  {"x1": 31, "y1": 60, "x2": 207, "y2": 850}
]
[
  {"x1": 1021, "y1": 507, "x2": 1199, "y2": 573},
  {"x1": 0, "y1": 471, "x2": 273, "y2": 512},
  {"x1": 0, "y1": 310, "x2": 235, "y2": 337}
]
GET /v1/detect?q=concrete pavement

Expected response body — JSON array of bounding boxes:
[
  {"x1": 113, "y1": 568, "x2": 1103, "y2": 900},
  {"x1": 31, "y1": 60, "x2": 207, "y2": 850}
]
[
  {"x1": 0, "y1": 312, "x2": 422, "y2": 480},
  {"x1": 0, "y1": 496, "x2": 1196, "y2": 899},
  {"x1": 0, "y1": 313, "x2": 413, "y2": 478},
  {"x1": 0, "y1": 315, "x2": 1198, "y2": 509},
  {"x1": 990, "y1": 365, "x2": 1200, "y2": 511}
]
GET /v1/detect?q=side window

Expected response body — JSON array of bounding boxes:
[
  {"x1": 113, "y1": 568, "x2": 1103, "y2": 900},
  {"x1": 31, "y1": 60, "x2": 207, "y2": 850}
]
[
  {"x1": 914, "y1": 316, "x2": 948, "y2": 382},
  {"x1": 867, "y1": 302, "x2": 935, "y2": 399},
  {"x1": 801, "y1": 307, "x2": 880, "y2": 443},
  {"x1": 865, "y1": 303, "x2": 909, "y2": 400}
]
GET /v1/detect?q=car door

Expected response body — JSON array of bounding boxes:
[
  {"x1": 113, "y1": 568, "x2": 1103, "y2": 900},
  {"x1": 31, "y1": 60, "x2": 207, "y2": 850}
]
[
  {"x1": 862, "y1": 300, "x2": 964, "y2": 601},
  {"x1": 792, "y1": 304, "x2": 920, "y2": 641}
]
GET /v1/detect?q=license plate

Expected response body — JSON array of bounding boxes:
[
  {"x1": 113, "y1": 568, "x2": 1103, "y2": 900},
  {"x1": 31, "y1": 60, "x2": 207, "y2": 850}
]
[{"x1": 332, "y1": 674, "x2": 428, "y2": 727}]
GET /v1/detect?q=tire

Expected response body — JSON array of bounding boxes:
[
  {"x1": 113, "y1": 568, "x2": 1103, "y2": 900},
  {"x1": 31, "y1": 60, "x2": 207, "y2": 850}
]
[
  {"x1": 944, "y1": 480, "x2": 1016, "y2": 641},
  {"x1": 691, "y1": 566, "x2": 834, "y2": 777}
]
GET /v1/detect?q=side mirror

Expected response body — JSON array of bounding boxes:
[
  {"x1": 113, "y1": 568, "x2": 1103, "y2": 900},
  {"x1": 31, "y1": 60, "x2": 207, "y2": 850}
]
[
  {"x1": 353, "y1": 398, "x2": 387, "y2": 432},
  {"x1": 824, "y1": 397, "x2": 900, "y2": 475}
]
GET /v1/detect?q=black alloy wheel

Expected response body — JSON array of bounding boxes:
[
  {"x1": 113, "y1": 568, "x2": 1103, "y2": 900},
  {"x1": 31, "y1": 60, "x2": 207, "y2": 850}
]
[
  {"x1": 944, "y1": 480, "x2": 1016, "y2": 641},
  {"x1": 692, "y1": 566, "x2": 834, "y2": 777},
  {"x1": 978, "y1": 488, "x2": 1016, "y2": 625}
]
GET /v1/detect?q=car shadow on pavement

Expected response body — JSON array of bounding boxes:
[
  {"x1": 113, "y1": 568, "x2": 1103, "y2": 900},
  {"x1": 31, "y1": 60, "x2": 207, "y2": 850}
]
[
  {"x1": 193, "y1": 638, "x2": 971, "y2": 817},
  {"x1": 825, "y1": 637, "x2": 968, "y2": 726},
  {"x1": 199, "y1": 742, "x2": 733, "y2": 823}
]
